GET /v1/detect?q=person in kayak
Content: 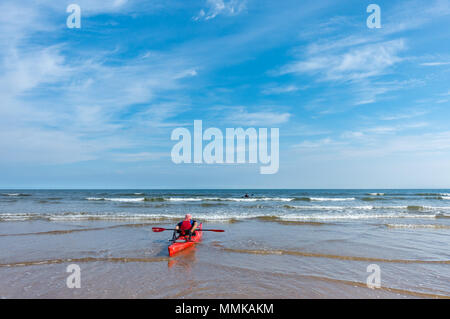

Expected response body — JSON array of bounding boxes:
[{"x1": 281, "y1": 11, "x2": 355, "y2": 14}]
[{"x1": 173, "y1": 214, "x2": 198, "y2": 241}]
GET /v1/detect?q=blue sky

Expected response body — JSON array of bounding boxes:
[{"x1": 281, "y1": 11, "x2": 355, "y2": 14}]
[{"x1": 1, "y1": 0, "x2": 450, "y2": 188}]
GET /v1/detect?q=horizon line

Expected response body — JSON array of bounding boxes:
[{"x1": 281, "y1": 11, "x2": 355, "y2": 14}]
[{"x1": 1, "y1": 187, "x2": 450, "y2": 190}]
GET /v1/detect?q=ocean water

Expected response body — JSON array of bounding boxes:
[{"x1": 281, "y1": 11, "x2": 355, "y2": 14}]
[
  {"x1": 1, "y1": 189, "x2": 450, "y2": 222},
  {"x1": 0, "y1": 189, "x2": 449, "y2": 298}
]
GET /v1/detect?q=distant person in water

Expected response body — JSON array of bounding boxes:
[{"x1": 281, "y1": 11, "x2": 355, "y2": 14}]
[
  {"x1": 244, "y1": 193, "x2": 249, "y2": 198},
  {"x1": 173, "y1": 214, "x2": 198, "y2": 241}
]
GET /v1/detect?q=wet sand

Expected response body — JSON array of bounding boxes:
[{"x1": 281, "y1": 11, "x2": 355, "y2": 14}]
[{"x1": 1, "y1": 219, "x2": 449, "y2": 298}]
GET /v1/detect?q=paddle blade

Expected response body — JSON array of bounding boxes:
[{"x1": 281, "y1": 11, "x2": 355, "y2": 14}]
[{"x1": 152, "y1": 227, "x2": 224, "y2": 232}]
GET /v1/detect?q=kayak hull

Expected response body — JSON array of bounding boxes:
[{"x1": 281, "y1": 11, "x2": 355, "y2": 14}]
[{"x1": 168, "y1": 223, "x2": 203, "y2": 256}]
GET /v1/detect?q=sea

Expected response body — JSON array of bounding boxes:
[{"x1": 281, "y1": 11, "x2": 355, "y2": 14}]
[{"x1": 0, "y1": 189, "x2": 449, "y2": 298}]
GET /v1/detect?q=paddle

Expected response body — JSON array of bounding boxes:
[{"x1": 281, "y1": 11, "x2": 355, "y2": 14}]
[{"x1": 152, "y1": 227, "x2": 225, "y2": 232}]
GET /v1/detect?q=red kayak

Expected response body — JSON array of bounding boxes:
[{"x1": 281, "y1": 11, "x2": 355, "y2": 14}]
[{"x1": 168, "y1": 223, "x2": 203, "y2": 256}]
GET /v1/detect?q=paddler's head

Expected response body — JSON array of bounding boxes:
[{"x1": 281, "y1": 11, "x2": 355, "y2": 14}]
[{"x1": 184, "y1": 214, "x2": 192, "y2": 221}]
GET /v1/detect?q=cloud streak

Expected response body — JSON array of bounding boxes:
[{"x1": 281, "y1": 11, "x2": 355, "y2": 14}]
[
  {"x1": 280, "y1": 39, "x2": 406, "y2": 82},
  {"x1": 194, "y1": 0, "x2": 247, "y2": 21}
]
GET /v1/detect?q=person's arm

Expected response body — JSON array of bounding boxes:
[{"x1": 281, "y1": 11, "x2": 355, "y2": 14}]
[{"x1": 191, "y1": 221, "x2": 198, "y2": 232}]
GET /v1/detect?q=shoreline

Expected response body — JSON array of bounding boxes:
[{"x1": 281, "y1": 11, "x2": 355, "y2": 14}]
[
  {"x1": 1, "y1": 218, "x2": 449, "y2": 299},
  {"x1": 1, "y1": 189, "x2": 449, "y2": 298}
]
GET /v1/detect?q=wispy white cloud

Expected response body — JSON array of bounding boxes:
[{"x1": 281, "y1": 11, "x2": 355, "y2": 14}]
[
  {"x1": 420, "y1": 62, "x2": 450, "y2": 66},
  {"x1": 0, "y1": 125, "x2": 132, "y2": 164},
  {"x1": 351, "y1": 78, "x2": 425, "y2": 106},
  {"x1": 380, "y1": 0, "x2": 450, "y2": 35},
  {"x1": 0, "y1": 1, "x2": 201, "y2": 164},
  {"x1": 340, "y1": 122, "x2": 429, "y2": 139},
  {"x1": 261, "y1": 84, "x2": 303, "y2": 95},
  {"x1": 193, "y1": 0, "x2": 247, "y2": 21},
  {"x1": 274, "y1": 0, "x2": 450, "y2": 112},
  {"x1": 293, "y1": 138, "x2": 338, "y2": 149},
  {"x1": 34, "y1": 0, "x2": 141, "y2": 16},
  {"x1": 293, "y1": 127, "x2": 450, "y2": 162},
  {"x1": 380, "y1": 110, "x2": 428, "y2": 121},
  {"x1": 221, "y1": 106, "x2": 291, "y2": 126},
  {"x1": 110, "y1": 152, "x2": 168, "y2": 162},
  {"x1": 364, "y1": 122, "x2": 429, "y2": 134},
  {"x1": 294, "y1": 120, "x2": 431, "y2": 156},
  {"x1": 337, "y1": 131, "x2": 450, "y2": 159},
  {"x1": 280, "y1": 39, "x2": 406, "y2": 82}
]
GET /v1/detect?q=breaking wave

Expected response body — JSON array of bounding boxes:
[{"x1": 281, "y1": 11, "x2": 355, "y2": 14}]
[
  {"x1": 0, "y1": 210, "x2": 443, "y2": 222},
  {"x1": 385, "y1": 224, "x2": 450, "y2": 229},
  {"x1": 284, "y1": 205, "x2": 374, "y2": 210},
  {"x1": 86, "y1": 197, "x2": 165, "y2": 202},
  {"x1": 84, "y1": 196, "x2": 358, "y2": 203},
  {"x1": 307, "y1": 197, "x2": 355, "y2": 202},
  {"x1": 1, "y1": 193, "x2": 31, "y2": 197}
]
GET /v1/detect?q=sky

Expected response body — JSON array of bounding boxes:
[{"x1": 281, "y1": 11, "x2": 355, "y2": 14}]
[{"x1": 0, "y1": 0, "x2": 450, "y2": 189}]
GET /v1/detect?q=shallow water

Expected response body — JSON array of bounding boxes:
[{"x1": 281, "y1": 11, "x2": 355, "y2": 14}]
[{"x1": 0, "y1": 189, "x2": 449, "y2": 298}]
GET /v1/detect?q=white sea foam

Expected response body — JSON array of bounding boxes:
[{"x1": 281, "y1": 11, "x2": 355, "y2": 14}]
[
  {"x1": 84, "y1": 196, "x2": 380, "y2": 203},
  {"x1": 86, "y1": 197, "x2": 145, "y2": 202},
  {"x1": 220, "y1": 197, "x2": 294, "y2": 202},
  {"x1": 167, "y1": 197, "x2": 203, "y2": 201},
  {"x1": 0, "y1": 210, "x2": 441, "y2": 222},
  {"x1": 46, "y1": 213, "x2": 260, "y2": 222},
  {"x1": 0, "y1": 213, "x2": 38, "y2": 221},
  {"x1": 223, "y1": 198, "x2": 258, "y2": 202},
  {"x1": 309, "y1": 197, "x2": 356, "y2": 201},
  {"x1": 285, "y1": 205, "x2": 374, "y2": 210},
  {"x1": 279, "y1": 214, "x2": 437, "y2": 221},
  {"x1": 85, "y1": 196, "x2": 297, "y2": 202},
  {"x1": 385, "y1": 224, "x2": 450, "y2": 229},
  {"x1": 168, "y1": 197, "x2": 295, "y2": 202},
  {"x1": 47, "y1": 213, "x2": 168, "y2": 221},
  {"x1": 263, "y1": 197, "x2": 294, "y2": 202}
]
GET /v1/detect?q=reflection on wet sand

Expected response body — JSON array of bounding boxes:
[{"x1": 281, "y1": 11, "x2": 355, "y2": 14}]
[{"x1": 168, "y1": 246, "x2": 198, "y2": 270}]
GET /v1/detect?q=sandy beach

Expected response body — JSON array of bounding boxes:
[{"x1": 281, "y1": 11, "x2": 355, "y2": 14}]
[
  {"x1": 1, "y1": 190, "x2": 449, "y2": 298},
  {"x1": 2, "y1": 0, "x2": 450, "y2": 304}
]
